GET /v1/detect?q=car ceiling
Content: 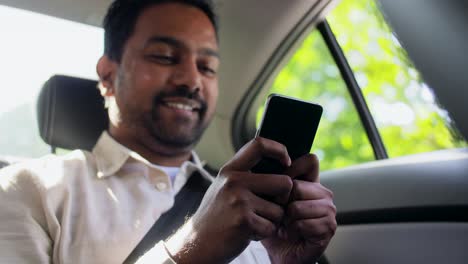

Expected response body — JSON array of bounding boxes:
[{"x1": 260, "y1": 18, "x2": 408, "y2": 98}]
[
  {"x1": 0, "y1": 0, "x2": 338, "y2": 168},
  {"x1": 0, "y1": 0, "x2": 111, "y2": 26}
]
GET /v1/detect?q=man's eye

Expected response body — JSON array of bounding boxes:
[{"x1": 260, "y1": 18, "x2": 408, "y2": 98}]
[
  {"x1": 147, "y1": 55, "x2": 176, "y2": 64},
  {"x1": 199, "y1": 65, "x2": 217, "y2": 76}
]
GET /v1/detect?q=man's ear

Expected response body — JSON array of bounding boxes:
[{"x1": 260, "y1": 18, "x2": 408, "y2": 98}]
[{"x1": 96, "y1": 55, "x2": 118, "y2": 96}]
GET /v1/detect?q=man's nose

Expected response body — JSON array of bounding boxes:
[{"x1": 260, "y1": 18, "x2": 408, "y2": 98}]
[{"x1": 170, "y1": 59, "x2": 202, "y2": 92}]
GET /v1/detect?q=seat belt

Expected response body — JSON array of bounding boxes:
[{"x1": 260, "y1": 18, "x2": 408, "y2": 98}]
[{"x1": 124, "y1": 171, "x2": 211, "y2": 263}]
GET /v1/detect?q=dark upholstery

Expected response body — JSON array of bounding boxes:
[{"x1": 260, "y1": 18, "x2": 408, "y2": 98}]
[
  {"x1": 0, "y1": 160, "x2": 9, "y2": 169},
  {"x1": 37, "y1": 75, "x2": 109, "y2": 151}
]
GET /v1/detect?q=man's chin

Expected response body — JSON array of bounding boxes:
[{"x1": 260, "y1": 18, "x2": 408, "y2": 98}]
[
  {"x1": 145, "y1": 112, "x2": 208, "y2": 153},
  {"x1": 150, "y1": 126, "x2": 202, "y2": 150}
]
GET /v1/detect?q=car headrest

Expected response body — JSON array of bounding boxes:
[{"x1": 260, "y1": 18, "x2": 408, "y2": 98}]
[{"x1": 37, "y1": 75, "x2": 109, "y2": 151}]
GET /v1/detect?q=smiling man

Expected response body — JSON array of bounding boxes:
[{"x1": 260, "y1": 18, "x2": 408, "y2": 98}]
[
  {"x1": 0, "y1": 0, "x2": 336, "y2": 263},
  {"x1": 97, "y1": 0, "x2": 219, "y2": 167}
]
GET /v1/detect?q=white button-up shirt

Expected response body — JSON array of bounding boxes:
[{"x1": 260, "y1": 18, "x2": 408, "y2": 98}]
[{"x1": 0, "y1": 132, "x2": 269, "y2": 263}]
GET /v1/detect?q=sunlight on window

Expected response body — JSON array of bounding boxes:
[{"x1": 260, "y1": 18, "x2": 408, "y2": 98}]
[
  {"x1": 328, "y1": 0, "x2": 467, "y2": 158},
  {"x1": 0, "y1": 5, "x2": 103, "y2": 158},
  {"x1": 256, "y1": 31, "x2": 375, "y2": 171}
]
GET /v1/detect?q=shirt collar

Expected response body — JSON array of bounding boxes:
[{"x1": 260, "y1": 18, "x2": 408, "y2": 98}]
[{"x1": 92, "y1": 131, "x2": 207, "y2": 179}]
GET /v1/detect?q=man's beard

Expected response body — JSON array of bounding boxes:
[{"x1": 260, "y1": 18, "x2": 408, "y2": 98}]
[{"x1": 146, "y1": 86, "x2": 209, "y2": 149}]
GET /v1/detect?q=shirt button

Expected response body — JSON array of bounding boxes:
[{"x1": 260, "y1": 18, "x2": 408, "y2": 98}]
[{"x1": 155, "y1": 182, "x2": 168, "y2": 191}]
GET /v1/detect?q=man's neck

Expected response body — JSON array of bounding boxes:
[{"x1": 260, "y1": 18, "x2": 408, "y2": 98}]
[{"x1": 108, "y1": 130, "x2": 192, "y2": 167}]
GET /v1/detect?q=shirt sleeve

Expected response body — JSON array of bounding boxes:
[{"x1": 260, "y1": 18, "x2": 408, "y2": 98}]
[{"x1": 0, "y1": 165, "x2": 52, "y2": 263}]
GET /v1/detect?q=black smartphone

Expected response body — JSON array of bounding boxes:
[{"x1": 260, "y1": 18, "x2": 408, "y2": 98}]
[{"x1": 251, "y1": 94, "x2": 323, "y2": 174}]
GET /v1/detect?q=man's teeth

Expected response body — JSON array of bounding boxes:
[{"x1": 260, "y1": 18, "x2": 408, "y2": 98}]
[{"x1": 166, "y1": 102, "x2": 194, "y2": 111}]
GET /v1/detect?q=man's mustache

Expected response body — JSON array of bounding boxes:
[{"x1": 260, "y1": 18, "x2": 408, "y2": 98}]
[{"x1": 153, "y1": 86, "x2": 207, "y2": 112}]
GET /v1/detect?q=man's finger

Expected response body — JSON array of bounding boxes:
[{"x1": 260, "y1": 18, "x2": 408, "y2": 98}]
[
  {"x1": 247, "y1": 212, "x2": 277, "y2": 241},
  {"x1": 284, "y1": 153, "x2": 319, "y2": 182},
  {"x1": 290, "y1": 216, "x2": 337, "y2": 240},
  {"x1": 251, "y1": 193, "x2": 285, "y2": 225},
  {"x1": 286, "y1": 199, "x2": 336, "y2": 221},
  {"x1": 225, "y1": 171, "x2": 293, "y2": 199},
  {"x1": 290, "y1": 180, "x2": 334, "y2": 201},
  {"x1": 223, "y1": 137, "x2": 291, "y2": 171}
]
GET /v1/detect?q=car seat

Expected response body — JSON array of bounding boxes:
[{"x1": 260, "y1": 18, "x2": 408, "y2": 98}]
[{"x1": 37, "y1": 75, "x2": 108, "y2": 152}]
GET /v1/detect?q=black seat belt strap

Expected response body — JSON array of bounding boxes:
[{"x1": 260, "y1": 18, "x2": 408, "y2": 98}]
[{"x1": 124, "y1": 171, "x2": 211, "y2": 263}]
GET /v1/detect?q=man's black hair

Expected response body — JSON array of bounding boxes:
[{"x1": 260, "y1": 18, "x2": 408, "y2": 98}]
[{"x1": 103, "y1": 0, "x2": 218, "y2": 62}]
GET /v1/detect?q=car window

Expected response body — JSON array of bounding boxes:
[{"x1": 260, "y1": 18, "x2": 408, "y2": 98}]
[
  {"x1": 255, "y1": 0, "x2": 467, "y2": 171},
  {"x1": 0, "y1": 5, "x2": 103, "y2": 158},
  {"x1": 256, "y1": 29, "x2": 375, "y2": 171},
  {"x1": 327, "y1": 0, "x2": 467, "y2": 158}
]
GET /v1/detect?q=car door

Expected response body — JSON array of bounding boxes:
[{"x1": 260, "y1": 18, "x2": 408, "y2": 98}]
[
  {"x1": 231, "y1": 0, "x2": 468, "y2": 263},
  {"x1": 322, "y1": 1, "x2": 468, "y2": 263}
]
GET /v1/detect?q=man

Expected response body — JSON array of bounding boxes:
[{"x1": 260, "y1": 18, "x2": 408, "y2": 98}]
[{"x1": 0, "y1": 0, "x2": 336, "y2": 263}]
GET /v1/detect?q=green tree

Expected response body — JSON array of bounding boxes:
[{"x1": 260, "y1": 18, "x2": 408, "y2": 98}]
[{"x1": 258, "y1": 0, "x2": 466, "y2": 171}]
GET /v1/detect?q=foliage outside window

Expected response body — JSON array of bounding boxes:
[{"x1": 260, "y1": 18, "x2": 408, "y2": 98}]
[
  {"x1": 256, "y1": 30, "x2": 375, "y2": 171},
  {"x1": 257, "y1": 0, "x2": 466, "y2": 171},
  {"x1": 328, "y1": 0, "x2": 467, "y2": 158}
]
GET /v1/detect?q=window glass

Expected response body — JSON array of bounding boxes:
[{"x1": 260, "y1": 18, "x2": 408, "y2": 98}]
[
  {"x1": 256, "y1": 30, "x2": 374, "y2": 171},
  {"x1": 0, "y1": 5, "x2": 103, "y2": 158},
  {"x1": 328, "y1": 0, "x2": 467, "y2": 158}
]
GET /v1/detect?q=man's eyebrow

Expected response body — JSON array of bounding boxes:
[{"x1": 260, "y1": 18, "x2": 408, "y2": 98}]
[
  {"x1": 145, "y1": 36, "x2": 219, "y2": 59},
  {"x1": 145, "y1": 36, "x2": 182, "y2": 48},
  {"x1": 200, "y1": 48, "x2": 220, "y2": 59}
]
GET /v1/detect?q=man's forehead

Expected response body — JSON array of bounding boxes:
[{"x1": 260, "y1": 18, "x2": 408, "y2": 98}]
[
  {"x1": 144, "y1": 36, "x2": 220, "y2": 58},
  {"x1": 132, "y1": 3, "x2": 218, "y2": 49}
]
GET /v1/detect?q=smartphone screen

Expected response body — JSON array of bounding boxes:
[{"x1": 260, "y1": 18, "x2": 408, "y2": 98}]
[{"x1": 251, "y1": 94, "x2": 323, "y2": 174}]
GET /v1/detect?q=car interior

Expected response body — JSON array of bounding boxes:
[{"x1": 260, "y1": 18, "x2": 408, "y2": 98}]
[{"x1": 0, "y1": 0, "x2": 467, "y2": 263}]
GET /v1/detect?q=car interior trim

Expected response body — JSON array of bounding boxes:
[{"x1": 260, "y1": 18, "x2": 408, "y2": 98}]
[
  {"x1": 337, "y1": 205, "x2": 468, "y2": 225},
  {"x1": 318, "y1": 21, "x2": 388, "y2": 160}
]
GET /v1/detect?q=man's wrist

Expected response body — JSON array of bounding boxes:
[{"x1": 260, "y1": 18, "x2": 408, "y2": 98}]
[
  {"x1": 164, "y1": 218, "x2": 211, "y2": 264},
  {"x1": 164, "y1": 219, "x2": 193, "y2": 263}
]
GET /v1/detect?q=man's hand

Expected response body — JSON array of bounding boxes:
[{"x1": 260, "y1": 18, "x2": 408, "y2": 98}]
[
  {"x1": 165, "y1": 137, "x2": 293, "y2": 263},
  {"x1": 262, "y1": 154, "x2": 337, "y2": 264}
]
